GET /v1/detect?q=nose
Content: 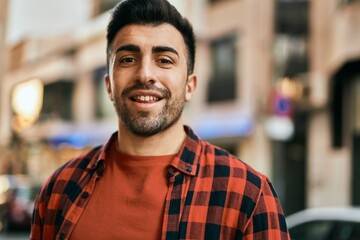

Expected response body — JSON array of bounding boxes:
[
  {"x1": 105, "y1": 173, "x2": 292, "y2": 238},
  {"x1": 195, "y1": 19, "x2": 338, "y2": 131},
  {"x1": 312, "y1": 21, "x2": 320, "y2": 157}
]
[{"x1": 135, "y1": 58, "x2": 156, "y2": 85}]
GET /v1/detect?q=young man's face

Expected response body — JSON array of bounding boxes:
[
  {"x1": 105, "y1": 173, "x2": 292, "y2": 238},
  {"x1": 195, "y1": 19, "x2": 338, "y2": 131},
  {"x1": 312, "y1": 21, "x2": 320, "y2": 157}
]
[{"x1": 105, "y1": 24, "x2": 196, "y2": 137}]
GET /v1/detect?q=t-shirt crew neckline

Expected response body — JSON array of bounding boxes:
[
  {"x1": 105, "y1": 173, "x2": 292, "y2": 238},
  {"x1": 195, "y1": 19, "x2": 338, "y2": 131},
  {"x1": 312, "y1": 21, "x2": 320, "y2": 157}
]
[{"x1": 111, "y1": 140, "x2": 178, "y2": 167}]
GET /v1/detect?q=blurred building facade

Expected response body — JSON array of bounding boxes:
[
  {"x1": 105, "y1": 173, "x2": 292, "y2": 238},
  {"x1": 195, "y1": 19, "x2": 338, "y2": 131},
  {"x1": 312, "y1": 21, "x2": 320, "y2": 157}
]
[{"x1": 0, "y1": 0, "x2": 360, "y2": 216}]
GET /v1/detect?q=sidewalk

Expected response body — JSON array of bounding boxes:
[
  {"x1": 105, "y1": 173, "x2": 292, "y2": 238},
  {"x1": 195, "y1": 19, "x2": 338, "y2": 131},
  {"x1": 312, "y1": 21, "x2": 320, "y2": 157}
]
[{"x1": 0, "y1": 231, "x2": 29, "y2": 240}]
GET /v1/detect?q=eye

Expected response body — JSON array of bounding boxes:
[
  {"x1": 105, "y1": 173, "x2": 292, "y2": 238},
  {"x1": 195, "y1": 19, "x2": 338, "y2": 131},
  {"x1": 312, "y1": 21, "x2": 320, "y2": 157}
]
[
  {"x1": 119, "y1": 57, "x2": 137, "y2": 65},
  {"x1": 156, "y1": 57, "x2": 173, "y2": 65}
]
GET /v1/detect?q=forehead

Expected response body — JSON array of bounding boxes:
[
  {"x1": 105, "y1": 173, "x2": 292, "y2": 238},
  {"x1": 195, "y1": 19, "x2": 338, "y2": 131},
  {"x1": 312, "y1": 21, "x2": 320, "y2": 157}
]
[{"x1": 111, "y1": 24, "x2": 187, "y2": 55}]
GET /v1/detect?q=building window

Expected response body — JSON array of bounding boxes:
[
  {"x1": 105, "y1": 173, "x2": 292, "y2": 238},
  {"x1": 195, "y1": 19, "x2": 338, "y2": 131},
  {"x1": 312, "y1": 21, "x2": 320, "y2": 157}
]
[
  {"x1": 351, "y1": 76, "x2": 360, "y2": 205},
  {"x1": 40, "y1": 81, "x2": 74, "y2": 121},
  {"x1": 275, "y1": 0, "x2": 309, "y2": 36},
  {"x1": 207, "y1": 34, "x2": 238, "y2": 103}
]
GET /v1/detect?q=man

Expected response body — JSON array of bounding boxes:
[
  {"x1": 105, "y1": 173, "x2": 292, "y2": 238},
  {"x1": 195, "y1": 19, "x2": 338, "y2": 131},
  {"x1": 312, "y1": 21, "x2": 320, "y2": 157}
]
[{"x1": 31, "y1": 0, "x2": 290, "y2": 239}]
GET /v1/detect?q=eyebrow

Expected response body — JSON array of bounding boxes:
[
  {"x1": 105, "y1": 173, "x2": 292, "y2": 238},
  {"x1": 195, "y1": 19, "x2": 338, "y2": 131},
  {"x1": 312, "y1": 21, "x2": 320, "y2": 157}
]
[
  {"x1": 115, "y1": 44, "x2": 141, "y2": 54},
  {"x1": 114, "y1": 44, "x2": 179, "y2": 57},
  {"x1": 152, "y1": 46, "x2": 179, "y2": 57}
]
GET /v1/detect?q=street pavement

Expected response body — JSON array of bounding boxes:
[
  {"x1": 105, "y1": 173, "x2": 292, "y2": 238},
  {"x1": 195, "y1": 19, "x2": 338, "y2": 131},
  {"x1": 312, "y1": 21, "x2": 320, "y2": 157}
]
[{"x1": 0, "y1": 231, "x2": 29, "y2": 240}]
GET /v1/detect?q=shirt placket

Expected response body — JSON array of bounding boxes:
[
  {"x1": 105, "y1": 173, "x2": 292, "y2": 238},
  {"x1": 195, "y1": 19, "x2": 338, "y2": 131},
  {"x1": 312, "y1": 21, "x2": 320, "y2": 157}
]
[
  {"x1": 162, "y1": 167, "x2": 191, "y2": 240},
  {"x1": 57, "y1": 170, "x2": 99, "y2": 239}
]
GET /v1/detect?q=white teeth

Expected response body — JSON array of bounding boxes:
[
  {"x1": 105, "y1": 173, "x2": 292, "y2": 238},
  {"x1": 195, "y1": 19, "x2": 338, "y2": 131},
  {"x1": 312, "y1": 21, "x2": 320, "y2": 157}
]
[{"x1": 134, "y1": 96, "x2": 159, "y2": 102}]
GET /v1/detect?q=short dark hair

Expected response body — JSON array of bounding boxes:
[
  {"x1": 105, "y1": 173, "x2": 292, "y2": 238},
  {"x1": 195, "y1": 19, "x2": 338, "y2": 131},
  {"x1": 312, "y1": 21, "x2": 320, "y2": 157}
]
[{"x1": 106, "y1": 0, "x2": 196, "y2": 74}]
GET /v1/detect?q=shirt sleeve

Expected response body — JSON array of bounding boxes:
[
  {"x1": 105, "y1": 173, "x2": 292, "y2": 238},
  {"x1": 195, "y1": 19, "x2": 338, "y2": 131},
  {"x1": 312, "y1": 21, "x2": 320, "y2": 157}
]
[
  {"x1": 30, "y1": 172, "x2": 58, "y2": 240},
  {"x1": 30, "y1": 182, "x2": 46, "y2": 240},
  {"x1": 243, "y1": 176, "x2": 290, "y2": 239}
]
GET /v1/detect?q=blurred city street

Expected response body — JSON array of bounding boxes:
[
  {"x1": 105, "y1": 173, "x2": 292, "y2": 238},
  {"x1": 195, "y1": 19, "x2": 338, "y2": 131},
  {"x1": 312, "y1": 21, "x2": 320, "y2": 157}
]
[
  {"x1": 0, "y1": 232, "x2": 29, "y2": 240},
  {"x1": 1, "y1": 0, "x2": 360, "y2": 239}
]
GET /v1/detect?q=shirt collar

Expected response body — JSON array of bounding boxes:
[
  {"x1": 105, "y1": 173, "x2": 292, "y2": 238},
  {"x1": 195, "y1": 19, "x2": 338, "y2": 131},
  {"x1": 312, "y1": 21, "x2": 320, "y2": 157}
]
[
  {"x1": 87, "y1": 131, "x2": 117, "y2": 175},
  {"x1": 169, "y1": 126, "x2": 202, "y2": 176}
]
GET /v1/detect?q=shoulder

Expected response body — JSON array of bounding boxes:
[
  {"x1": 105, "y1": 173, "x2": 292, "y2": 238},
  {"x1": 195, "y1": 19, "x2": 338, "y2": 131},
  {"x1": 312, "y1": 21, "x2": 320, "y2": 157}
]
[
  {"x1": 32, "y1": 145, "x2": 104, "y2": 231},
  {"x1": 197, "y1": 140, "x2": 277, "y2": 225},
  {"x1": 200, "y1": 140, "x2": 267, "y2": 197},
  {"x1": 40, "y1": 145, "x2": 103, "y2": 197},
  {"x1": 55, "y1": 145, "x2": 102, "y2": 177}
]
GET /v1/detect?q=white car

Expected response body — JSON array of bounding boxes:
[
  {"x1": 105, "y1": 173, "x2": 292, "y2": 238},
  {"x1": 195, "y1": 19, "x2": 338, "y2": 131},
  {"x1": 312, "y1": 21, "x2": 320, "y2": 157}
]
[{"x1": 287, "y1": 207, "x2": 360, "y2": 240}]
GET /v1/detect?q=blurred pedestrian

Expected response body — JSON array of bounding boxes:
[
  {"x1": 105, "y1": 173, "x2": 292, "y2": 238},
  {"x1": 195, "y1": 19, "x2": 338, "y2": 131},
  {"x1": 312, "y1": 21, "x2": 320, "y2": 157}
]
[{"x1": 30, "y1": 0, "x2": 290, "y2": 239}]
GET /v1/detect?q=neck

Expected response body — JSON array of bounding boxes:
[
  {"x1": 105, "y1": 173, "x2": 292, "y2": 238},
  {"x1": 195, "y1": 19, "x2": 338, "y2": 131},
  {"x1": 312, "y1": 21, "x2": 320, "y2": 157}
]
[{"x1": 117, "y1": 120, "x2": 187, "y2": 156}]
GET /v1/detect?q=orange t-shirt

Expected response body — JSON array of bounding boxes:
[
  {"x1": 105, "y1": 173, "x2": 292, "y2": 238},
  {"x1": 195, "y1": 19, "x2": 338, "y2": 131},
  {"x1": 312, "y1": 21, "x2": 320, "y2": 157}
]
[{"x1": 70, "y1": 140, "x2": 175, "y2": 240}]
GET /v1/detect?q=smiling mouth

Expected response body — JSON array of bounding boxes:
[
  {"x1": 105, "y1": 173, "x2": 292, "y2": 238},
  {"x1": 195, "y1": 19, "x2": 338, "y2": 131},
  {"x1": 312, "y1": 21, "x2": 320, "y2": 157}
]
[{"x1": 130, "y1": 95, "x2": 162, "y2": 103}]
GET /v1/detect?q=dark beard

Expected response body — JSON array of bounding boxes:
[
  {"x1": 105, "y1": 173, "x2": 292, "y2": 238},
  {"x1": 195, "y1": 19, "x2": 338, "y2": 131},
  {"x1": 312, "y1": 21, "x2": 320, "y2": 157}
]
[{"x1": 113, "y1": 83, "x2": 185, "y2": 137}]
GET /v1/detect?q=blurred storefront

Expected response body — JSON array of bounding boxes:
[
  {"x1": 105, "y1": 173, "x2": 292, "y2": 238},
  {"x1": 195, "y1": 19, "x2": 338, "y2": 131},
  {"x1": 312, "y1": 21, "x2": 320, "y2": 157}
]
[
  {"x1": 0, "y1": 0, "x2": 360, "y2": 217},
  {"x1": 0, "y1": 0, "x2": 118, "y2": 184},
  {"x1": 307, "y1": 0, "x2": 360, "y2": 209},
  {"x1": 1, "y1": 0, "x2": 276, "y2": 186}
]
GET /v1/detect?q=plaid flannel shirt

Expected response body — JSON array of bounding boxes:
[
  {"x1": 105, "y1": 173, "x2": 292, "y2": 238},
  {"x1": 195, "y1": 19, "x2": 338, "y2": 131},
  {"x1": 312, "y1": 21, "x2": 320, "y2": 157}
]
[{"x1": 31, "y1": 126, "x2": 290, "y2": 240}]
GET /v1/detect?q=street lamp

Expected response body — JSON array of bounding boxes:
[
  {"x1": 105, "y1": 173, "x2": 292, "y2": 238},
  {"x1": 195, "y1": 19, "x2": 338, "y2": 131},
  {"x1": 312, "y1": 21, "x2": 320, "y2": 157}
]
[{"x1": 11, "y1": 78, "x2": 43, "y2": 132}]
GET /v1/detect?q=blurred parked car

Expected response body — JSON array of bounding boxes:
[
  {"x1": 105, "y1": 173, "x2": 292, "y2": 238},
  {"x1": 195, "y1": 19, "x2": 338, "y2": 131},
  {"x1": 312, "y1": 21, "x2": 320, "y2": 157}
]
[
  {"x1": 0, "y1": 175, "x2": 41, "y2": 232},
  {"x1": 287, "y1": 207, "x2": 360, "y2": 240}
]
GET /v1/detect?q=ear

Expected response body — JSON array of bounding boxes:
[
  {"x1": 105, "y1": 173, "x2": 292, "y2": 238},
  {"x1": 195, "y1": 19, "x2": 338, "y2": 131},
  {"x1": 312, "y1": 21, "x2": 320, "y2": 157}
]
[
  {"x1": 105, "y1": 74, "x2": 113, "y2": 101},
  {"x1": 185, "y1": 74, "x2": 197, "y2": 102}
]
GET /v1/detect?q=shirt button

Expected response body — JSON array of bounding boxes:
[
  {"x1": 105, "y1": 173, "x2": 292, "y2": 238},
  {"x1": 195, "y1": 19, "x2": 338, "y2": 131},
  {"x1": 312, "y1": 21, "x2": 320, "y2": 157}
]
[
  {"x1": 186, "y1": 166, "x2": 192, "y2": 172},
  {"x1": 81, "y1": 192, "x2": 89, "y2": 199}
]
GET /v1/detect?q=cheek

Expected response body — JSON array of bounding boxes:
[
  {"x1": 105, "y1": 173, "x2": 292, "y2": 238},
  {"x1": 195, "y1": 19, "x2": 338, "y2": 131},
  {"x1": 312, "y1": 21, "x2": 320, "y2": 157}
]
[
  {"x1": 114, "y1": 84, "x2": 125, "y2": 97},
  {"x1": 109, "y1": 80, "x2": 124, "y2": 99},
  {"x1": 112, "y1": 72, "x2": 126, "y2": 88},
  {"x1": 167, "y1": 81, "x2": 186, "y2": 98}
]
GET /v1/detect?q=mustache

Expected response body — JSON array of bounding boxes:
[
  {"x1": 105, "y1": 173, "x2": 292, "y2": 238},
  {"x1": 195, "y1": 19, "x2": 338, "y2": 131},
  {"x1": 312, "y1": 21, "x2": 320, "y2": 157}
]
[{"x1": 121, "y1": 83, "x2": 170, "y2": 98}]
